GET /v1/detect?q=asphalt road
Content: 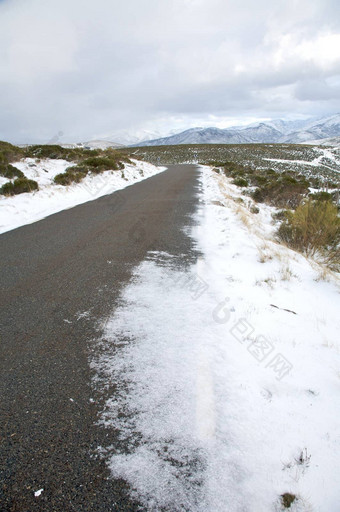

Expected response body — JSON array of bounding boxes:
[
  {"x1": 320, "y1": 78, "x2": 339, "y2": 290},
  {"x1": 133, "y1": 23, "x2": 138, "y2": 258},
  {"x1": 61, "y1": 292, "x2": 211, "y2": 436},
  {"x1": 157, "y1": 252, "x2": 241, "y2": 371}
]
[{"x1": 0, "y1": 164, "x2": 201, "y2": 512}]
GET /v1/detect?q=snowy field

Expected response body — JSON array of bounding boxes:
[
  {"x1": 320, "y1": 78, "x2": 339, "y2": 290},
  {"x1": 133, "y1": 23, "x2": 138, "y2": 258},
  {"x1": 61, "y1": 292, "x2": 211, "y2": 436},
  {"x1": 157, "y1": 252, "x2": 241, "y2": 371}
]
[
  {"x1": 127, "y1": 143, "x2": 340, "y2": 185},
  {"x1": 92, "y1": 167, "x2": 340, "y2": 511},
  {"x1": 0, "y1": 158, "x2": 166, "y2": 234}
]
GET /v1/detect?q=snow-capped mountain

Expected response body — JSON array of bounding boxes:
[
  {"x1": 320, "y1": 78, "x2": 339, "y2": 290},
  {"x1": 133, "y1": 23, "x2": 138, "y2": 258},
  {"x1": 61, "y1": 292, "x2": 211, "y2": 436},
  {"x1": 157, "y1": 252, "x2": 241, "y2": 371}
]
[
  {"x1": 104, "y1": 128, "x2": 184, "y2": 146},
  {"x1": 133, "y1": 127, "x2": 250, "y2": 145},
  {"x1": 132, "y1": 114, "x2": 340, "y2": 146},
  {"x1": 282, "y1": 114, "x2": 340, "y2": 143}
]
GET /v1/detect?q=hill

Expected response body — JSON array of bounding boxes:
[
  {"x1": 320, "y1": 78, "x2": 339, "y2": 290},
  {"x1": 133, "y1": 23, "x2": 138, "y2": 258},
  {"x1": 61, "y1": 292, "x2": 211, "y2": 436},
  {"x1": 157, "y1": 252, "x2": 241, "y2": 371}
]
[{"x1": 132, "y1": 114, "x2": 340, "y2": 147}]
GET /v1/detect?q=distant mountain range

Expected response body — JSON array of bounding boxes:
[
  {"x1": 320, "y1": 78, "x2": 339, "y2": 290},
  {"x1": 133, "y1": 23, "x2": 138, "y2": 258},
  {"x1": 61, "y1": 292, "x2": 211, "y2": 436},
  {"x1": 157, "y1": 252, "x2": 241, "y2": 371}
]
[{"x1": 131, "y1": 114, "x2": 340, "y2": 147}]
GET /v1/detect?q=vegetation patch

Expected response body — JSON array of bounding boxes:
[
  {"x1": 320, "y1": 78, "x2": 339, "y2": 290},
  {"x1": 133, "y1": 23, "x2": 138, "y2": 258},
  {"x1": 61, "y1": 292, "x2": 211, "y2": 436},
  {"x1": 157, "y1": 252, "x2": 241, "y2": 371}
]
[
  {"x1": 54, "y1": 154, "x2": 129, "y2": 186},
  {"x1": 24, "y1": 144, "x2": 131, "y2": 164},
  {"x1": 232, "y1": 177, "x2": 248, "y2": 187},
  {"x1": 0, "y1": 177, "x2": 39, "y2": 195},
  {"x1": 280, "y1": 493, "x2": 296, "y2": 508},
  {"x1": 0, "y1": 163, "x2": 24, "y2": 179},
  {"x1": 0, "y1": 141, "x2": 24, "y2": 164},
  {"x1": 277, "y1": 199, "x2": 340, "y2": 270},
  {"x1": 309, "y1": 190, "x2": 335, "y2": 202},
  {"x1": 25, "y1": 144, "x2": 98, "y2": 162},
  {"x1": 82, "y1": 156, "x2": 125, "y2": 172},
  {"x1": 123, "y1": 143, "x2": 340, "y2": 183},
  {"x1": 218, "y1": 160, "x2": 312, "y2": 209},
  {"x1": 207, "y1": 153, "x2": 339, "y2": 271},
  {"x1": 0, "y1": 141, "x2": 132, "y2": 189},
  {"x1": 54, "y1": 167, "x2": 87, "y2": 186},
  {"x1": 251, "y1": 175, "x2": 310, "y2": 208}
]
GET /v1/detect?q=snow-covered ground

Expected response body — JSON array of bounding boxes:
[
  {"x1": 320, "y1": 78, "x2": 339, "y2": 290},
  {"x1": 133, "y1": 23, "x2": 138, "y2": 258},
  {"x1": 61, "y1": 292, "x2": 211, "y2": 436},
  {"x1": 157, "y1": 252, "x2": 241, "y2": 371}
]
[
  {"x1": 0, "y1": 158, "x2": 166, "y2": 234},
  {"x1": 263, "y1": 147, "x2": 340, "y2": 173},
  {"x1": 92, "y1": 167, "x2": 340, "y2": 511}
]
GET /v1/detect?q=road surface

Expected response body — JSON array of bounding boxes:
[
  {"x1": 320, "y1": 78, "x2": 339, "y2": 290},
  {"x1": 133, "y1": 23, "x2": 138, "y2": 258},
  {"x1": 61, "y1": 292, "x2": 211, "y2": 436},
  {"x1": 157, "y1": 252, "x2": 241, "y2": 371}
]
[{"x1": 0, "y1": 164, "x2": 201, "y2": 511}]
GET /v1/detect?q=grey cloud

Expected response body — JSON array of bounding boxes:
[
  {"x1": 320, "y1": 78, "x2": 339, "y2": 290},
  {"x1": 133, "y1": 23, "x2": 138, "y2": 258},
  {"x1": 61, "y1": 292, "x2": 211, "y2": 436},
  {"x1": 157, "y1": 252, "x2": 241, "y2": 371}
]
[
  {"x1": 0, "y1": 0, "x2": 339, "y2": 143},
  {"x1": 295, "y1": 79, "x2": 340, "y2": 101}
]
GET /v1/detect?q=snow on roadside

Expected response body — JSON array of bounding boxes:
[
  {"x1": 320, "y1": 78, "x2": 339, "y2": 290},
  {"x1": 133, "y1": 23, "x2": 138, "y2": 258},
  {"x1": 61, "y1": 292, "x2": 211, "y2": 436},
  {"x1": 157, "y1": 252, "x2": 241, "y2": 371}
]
[
  {"x1": 91, "y1": 167, "x2": 340, "y2": 512},
  {"x1": 12, "y1": 157, "x2": 76, "y2": 187},
  {"x1": 0, "y1": 159, "x2": 166, "y2": 234}
]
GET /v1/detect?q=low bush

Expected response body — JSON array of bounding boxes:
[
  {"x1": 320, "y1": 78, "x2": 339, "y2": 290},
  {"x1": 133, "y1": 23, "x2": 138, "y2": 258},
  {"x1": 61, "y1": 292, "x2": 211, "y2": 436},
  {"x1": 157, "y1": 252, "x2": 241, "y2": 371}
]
[
  {"x1": 251, "y1": 188, "x2": 265, "y2": 202},
  {"x1": 54, "y1": 167, "x2": 88, "y2": 185},
  {"x1": 251, "y1": 177, "x2": 309, "y2": 208},
  {"x1": 0, "y1": 177, "x2": 38, "y2": 195},
  {"x1": 309, "y1": 191, "x2": 333, "y2": 201},
  {"x1": 82, "y1": 156, "x2": 125, "y2": 172},
  {"x1": 250, "y1": 205, "x2": 260, "y2": 214},
  {"x1": 233, "y1": 177, "x2": 248, "y2": 187},
  {"x1": 216, "y1": 160, "x2": 311, "y2": 208},
  {"x1": 0, "y1": 141, "x2": 24, "y2": 163},
  {"x1": 25, "y1": 145, "x2": 70, "y2": 160},
  {"x1": 24, "y1": 145, "x2": 99, "y2": 162},
  {"x1": 254, "y1": 175, "x2": 268, "y2": 185},
  {"x1": 277, "y1": 199, "x2": 340, "y2": 262},
  {"x1": 223, "y1": 161, "x2": 249, "y2": 177},
  {"x1": 272, "y1": 209, "x2": 289, "y2": 221},
  {"x1": 0, "y1": 163, "x2": 24, "y2": 179},
  {"x1": 54, "y1": 155, "x2": 127, "y2": 186}
]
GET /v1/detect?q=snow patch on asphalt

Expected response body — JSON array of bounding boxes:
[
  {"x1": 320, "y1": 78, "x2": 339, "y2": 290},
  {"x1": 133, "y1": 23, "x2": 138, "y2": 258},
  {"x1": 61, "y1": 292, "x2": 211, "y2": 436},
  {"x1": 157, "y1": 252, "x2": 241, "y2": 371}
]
[{"x1": 92, "y1": 167, "x2": 340, "y2": 511}]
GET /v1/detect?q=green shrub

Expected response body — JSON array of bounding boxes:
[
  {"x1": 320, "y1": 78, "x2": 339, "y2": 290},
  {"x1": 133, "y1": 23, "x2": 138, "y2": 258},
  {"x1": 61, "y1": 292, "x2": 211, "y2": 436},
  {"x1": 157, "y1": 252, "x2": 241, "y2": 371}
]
[
  {"x1": 251, "y1": 188, "x2": 265, "y2": 202},
  {"x1": 25, "y1": 144, "x2": 68, "y2": 160},
  {"x1": 223, "y1": 161, "x2": 248, "y2": 176},
  {"x1": 0, "y1": 163, "x2": 24, "y2": 179},
  {"x1": 280, "y1": 174, "x2": 298, "y2": 185},
  {"x1": 0, "y1": 177, "x2": 38, "y2": 195},
  {"x1": 54, "y1": 167, "x2": 88, "y2": 185},
  {"x1": 0, "y1": 141, "x2": 24, "y2": 163},
  {"x1": 251, "y1": 178, "x2": 309, "y2": 208},
  {"x1": 233, "y1": 177, "x2": 248, "y2": 187},
  {"x1": 53, "y1": 156, "x2": 126, "y2": 185},
  {"x1": 82, "y1": 156, "x2": 125, "y2": 171},
  {"x1": 250, "y1": 205, "x2": 260, "y2": 214},
  {"x1": 309, "y1": 191, "x2": 333, "y2": 201},
  {"x1": 272, "y1": 209, "x2": 289, "y2": 221},
  {"x1": 24, "y1": 144, "x2": 101, "y2": 162},
  {"x1": 277, "y1": 199, "x2": 340, "y2": 257},
  {"x1": 254, "y1": 175, "x2": 268, "y2": 185}
]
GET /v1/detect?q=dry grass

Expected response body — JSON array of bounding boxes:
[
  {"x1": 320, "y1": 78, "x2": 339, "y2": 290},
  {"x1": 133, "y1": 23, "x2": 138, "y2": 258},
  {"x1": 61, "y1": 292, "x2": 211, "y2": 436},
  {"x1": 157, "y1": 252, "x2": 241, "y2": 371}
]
[
  {"x1": 310, "y1": 260, "x2": 340, "y2": 285},
  {"x1": 235, "y1": 204, "x2": 251, "y2": 228},
  {"x1": 255, "y1": 276, "x2": 277, "y2": 288},
  {"x1": 277, "y1": 200, "x2": 340, "y2": 260},
  {"x1": 217, "y1": 169, "x2": 339, "y2": 285},
  {"x1": 256, "y1": 242, "x2": 274, "y2": 263},
  {"x1": 279, "y1": 265, "x2": 296, "y2": 281}
]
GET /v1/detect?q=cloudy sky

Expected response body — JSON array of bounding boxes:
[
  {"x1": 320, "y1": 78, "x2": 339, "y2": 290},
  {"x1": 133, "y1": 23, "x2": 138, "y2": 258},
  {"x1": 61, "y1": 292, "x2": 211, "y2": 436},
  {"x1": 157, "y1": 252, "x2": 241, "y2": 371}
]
[{"x1": 0, "y1": 0, "x2": 340, "y2": 144}]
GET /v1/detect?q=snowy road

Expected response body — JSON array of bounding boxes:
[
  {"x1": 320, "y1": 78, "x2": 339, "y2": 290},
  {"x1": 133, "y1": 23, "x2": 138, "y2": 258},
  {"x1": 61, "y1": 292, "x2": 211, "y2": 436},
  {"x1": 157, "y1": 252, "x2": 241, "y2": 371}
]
[
  {"x1": 1, "y1": 163, "x2": 339, "y2": 512},
  {"x1": 0, "y1": 164, "x2": 201, "y2": 511},
  {"x1": 92, "y1": 168, "x2": 340, "y2": 512}
]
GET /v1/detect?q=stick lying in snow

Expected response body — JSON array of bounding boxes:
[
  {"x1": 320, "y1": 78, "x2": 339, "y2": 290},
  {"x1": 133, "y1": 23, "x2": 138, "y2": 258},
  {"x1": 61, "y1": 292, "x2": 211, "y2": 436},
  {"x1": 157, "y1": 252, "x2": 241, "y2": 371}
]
[{"x1": 270, "y1": 304, "x2": 297, "y2": 315}]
